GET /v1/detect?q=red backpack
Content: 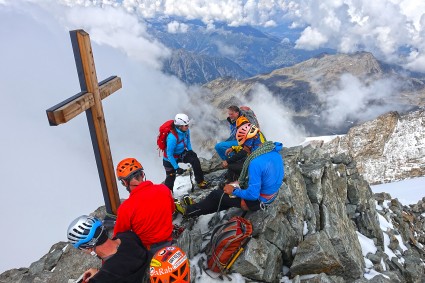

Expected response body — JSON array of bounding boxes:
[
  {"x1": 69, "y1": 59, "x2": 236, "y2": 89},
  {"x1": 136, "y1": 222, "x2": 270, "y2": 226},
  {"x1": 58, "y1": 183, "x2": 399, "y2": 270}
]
[
  {"x1": 206, "y1": 216, "x2": 253, "y2": 274},
  {"x1": 157, "y1": 120, "x2": 178, "y2": 156}
]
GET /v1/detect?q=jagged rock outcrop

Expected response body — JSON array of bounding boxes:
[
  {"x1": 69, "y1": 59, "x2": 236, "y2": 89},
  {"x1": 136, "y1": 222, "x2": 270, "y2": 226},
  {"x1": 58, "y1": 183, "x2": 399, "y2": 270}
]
[
  {"x1": 312, "y1": 110, "x2": 425, "y2": 184},
  {"x1": 2, "y1": 146, "x2": 424, "y2": 282}
]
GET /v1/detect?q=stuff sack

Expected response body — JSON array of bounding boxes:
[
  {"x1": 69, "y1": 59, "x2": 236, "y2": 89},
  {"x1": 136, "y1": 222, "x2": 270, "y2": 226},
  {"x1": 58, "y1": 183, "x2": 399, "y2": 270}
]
[{"x1": 206, "y1": 216, "x2": 253, "y2": 274}]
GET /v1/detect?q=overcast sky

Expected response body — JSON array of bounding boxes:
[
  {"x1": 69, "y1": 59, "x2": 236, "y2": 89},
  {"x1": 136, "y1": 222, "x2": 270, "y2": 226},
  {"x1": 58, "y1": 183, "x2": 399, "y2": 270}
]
[{"x1": 0, "y1": 0, "x2": 424, "y2": 273}]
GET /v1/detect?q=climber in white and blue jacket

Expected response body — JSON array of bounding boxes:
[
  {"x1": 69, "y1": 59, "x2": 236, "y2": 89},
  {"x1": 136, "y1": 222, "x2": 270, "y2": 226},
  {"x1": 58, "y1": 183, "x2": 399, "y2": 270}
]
[{"x1": 182, "y1": 123, "x2": 284, "y2": 217}]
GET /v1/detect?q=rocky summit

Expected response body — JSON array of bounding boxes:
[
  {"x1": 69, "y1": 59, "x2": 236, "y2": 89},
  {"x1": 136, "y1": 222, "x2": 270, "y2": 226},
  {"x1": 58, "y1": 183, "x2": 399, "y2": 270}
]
[{"x1": 2, "y1": 145, "x2": 424, "y2": 283}]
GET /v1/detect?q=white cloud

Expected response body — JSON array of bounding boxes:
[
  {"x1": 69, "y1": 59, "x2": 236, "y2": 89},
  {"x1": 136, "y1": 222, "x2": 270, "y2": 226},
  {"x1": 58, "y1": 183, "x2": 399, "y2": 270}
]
[
  {"x1": 321, "y1": 74, "x2": 407, "y2": 127},
  {"x1": 288, "y1": 0, "x2": 425, "y2": 72},
  {"x1": 296, "y1": 26, "x2": 328, "y2": 50},
  {"x1": 167, "y1": 20, "x2": 189, "y2": 33},
  {"x1": 214, "y1": 40, "x2": 239, "y2": 56}
]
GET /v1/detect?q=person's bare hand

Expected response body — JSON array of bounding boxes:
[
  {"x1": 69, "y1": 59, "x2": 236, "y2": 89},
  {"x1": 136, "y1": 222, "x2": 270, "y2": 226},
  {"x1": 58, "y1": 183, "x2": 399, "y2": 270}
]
[
  {"x1": 83, "y1": 268, "x2": 99, "y2": 282},
  {"x1": 222, "y1": 161, "x2": 228, "y2": 168},
  {"x1": 223, "y1": 184, "x2": 234, "y2": 195}
]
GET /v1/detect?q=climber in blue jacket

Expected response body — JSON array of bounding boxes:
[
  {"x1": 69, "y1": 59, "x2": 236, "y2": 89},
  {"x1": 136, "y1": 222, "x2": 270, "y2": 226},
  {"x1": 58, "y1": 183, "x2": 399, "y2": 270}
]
[
  {"x1": 176, "y1": 123, "x2": 284, "y2": 216},
  {"x1": 163, "y1": 113, "x2": 209, "y2": 191}
]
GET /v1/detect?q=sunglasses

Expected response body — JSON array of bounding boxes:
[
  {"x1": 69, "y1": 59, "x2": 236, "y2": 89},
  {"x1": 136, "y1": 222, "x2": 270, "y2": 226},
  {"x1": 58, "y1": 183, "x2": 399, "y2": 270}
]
[{"x1": 120, "y1": 169, "x2": 144, "y2": 187}]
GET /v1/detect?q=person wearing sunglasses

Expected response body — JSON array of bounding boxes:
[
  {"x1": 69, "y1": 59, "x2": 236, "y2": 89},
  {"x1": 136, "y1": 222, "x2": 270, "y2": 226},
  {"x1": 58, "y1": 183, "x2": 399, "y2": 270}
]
[
  {"x1": 67, "y1": 215, "x2": 149, "y2": 283},
  {"x1": 115, "y1": 158, "x2": 175, "y2": 255},
  {"x1": 162, "y1": 113, "x2": 209, "y2": 191}
]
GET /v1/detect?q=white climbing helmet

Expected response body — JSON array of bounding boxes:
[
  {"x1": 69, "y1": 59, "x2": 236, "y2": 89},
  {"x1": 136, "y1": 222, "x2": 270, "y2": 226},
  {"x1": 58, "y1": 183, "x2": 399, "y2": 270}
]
[{"x1": 174, "y1": 113, "x2": 190, "y2": 126}]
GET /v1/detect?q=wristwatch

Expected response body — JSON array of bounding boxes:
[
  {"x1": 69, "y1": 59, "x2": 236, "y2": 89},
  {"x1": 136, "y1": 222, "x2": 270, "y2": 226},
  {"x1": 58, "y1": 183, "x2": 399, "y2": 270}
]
[{"x1": 228, "y1": 183, "x2": 238, "y2": 198}]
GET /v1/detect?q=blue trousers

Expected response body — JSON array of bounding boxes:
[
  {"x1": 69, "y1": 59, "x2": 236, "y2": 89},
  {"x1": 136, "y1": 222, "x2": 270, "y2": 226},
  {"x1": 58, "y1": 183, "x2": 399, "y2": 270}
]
[{"x1": 215, "y1": 140, "x2": 238, "y2": 160}]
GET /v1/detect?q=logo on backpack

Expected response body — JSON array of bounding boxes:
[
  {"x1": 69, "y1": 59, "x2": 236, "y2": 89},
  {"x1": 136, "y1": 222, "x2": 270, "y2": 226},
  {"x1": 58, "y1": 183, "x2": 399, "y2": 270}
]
[
  {"x1": 157, "y1": 120, "x2": 178, "y2": 156},
  {"x1": 206, "y1": 216, "x2": 253, "y2": 274}
]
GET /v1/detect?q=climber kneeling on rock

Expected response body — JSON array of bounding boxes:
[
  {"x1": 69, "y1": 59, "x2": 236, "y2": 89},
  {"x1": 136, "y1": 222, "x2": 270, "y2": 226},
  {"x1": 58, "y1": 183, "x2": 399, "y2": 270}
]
[{"x1": 175, "y1": 123, "x2": 284, "y2": 216}]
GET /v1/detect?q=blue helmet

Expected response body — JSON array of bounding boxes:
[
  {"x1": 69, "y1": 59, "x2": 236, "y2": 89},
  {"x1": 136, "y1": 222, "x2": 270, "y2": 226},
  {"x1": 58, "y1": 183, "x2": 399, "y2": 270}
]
[{"x1": 67, "y1": 215, "x2": 105, "y2": 249}]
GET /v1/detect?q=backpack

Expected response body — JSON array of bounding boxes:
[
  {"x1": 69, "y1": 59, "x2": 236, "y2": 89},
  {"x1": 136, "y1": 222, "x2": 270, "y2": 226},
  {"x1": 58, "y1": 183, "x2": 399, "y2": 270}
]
[
  {"x1": 157, "y1": 120, "x2": 178, "y2": 155},
  {"x1": 239, "y1": 106, "x2": 260, "y2": 129},
  {"x1": 206, "y1": 216, "x2": 253, "y2": 274}
]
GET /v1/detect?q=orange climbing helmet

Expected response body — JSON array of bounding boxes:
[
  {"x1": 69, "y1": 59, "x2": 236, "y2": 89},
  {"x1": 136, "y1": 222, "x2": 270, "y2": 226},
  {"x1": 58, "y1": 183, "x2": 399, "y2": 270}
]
[
  {"x1": 116, "y1": 158, "x2": 143, "y2": 180},
  {"x1": 150, "y1": 246, "x2": 190, "y2": 283},
  {"x1": 236, "y1": 123, "x2": 259, "y2": 145},
  {"x1": 235, "y1": 116, "x2": 249, "y2": 128}
]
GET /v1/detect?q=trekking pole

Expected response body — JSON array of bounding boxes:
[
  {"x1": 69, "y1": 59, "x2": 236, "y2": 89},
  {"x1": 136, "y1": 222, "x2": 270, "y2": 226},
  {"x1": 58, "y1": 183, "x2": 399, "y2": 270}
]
[{"x1": 188, "y1": 164, "x2": 195, "y2": 193}]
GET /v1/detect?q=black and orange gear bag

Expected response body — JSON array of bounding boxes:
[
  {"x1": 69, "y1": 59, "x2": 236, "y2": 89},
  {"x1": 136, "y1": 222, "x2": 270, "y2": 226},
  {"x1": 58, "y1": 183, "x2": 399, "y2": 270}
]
[{"x1": 206, "y1": 216, "x2": 253, "y2": 274}]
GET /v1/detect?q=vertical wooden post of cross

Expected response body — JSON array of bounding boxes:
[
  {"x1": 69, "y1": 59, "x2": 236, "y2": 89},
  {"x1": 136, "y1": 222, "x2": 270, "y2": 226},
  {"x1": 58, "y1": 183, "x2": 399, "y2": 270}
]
[{"x1": 46, "y1": 30, "x2": 121, "y2": 215}]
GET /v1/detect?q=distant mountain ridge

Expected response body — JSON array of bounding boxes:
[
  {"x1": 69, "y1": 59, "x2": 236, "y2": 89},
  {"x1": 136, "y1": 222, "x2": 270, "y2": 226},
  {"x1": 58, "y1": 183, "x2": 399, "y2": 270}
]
[
  {"x1": 202, "y1": 52, "x2": 425, "y2": 135},
  {"x1": 146, "y1": 18, "x2": 333, "y2": 84}
]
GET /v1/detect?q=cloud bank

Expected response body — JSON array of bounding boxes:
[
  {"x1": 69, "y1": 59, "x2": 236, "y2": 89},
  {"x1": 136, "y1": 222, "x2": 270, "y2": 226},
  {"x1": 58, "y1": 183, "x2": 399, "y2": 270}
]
[
  {"x1": 52, "y1": 0, "x2": 425, "y2": 72},
  {"x1": 321, "y1": 74, "x2": 406, "y2": 127}
]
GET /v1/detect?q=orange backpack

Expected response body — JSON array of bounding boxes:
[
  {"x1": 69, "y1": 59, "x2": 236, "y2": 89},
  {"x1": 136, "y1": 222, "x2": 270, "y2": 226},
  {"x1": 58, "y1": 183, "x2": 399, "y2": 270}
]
[{"x1": 206, "y1": 216, "x2": 253, "y2": 274}]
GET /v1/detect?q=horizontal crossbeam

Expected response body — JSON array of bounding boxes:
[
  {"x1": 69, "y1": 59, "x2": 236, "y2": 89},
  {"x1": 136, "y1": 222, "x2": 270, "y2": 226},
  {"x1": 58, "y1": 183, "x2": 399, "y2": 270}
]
[{"x1": 46, "y1": 76, "x2": 121, "y2": 126}]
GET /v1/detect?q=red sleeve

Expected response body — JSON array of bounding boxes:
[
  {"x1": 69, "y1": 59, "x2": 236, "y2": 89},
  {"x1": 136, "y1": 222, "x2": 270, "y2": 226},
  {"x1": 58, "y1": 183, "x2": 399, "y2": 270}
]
[{"x1": 113, "y1": 204, "x2": 131, "y2": 237}]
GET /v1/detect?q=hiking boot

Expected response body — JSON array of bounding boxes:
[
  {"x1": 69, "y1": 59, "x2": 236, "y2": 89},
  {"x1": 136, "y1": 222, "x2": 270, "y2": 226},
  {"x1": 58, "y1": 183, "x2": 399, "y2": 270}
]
[
  {"x1": 183, "y1": 194, "x2": 194, "y2": 206},
  {"x1": 197, "y1": 180, "x2": 210, "y2": 189},
  {"x1": 174, "y1": 199, "x2": 186, "y2": 215}
]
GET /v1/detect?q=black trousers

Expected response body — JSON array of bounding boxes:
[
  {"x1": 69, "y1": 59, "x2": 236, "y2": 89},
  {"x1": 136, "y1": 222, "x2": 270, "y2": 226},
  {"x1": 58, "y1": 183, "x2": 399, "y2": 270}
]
[
  {"x1": 226, "y1": 161, "x2": 244, "y2": 182},
  {"x1": 185, "y1": 189, "x2": 261, "y2": 217},
  {"x1": 163, "y1": 150, "x2": 204, "y2": 191}
]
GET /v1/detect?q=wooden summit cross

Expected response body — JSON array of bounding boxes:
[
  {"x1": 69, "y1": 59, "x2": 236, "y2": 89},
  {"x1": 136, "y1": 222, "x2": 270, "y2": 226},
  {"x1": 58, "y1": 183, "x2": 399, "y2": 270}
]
[{"x1": 46, "y1": 30, "x2": 121, "y2": 215}]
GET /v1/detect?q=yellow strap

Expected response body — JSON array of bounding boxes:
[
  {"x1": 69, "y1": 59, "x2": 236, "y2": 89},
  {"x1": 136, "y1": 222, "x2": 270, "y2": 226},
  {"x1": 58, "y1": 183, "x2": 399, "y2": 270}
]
[
  {"x1": 231, "y1": 145, "x2": 242, "y2": 152},
  {"x1": 225, "y1": 247, "x2": 244, "y2": 270}
]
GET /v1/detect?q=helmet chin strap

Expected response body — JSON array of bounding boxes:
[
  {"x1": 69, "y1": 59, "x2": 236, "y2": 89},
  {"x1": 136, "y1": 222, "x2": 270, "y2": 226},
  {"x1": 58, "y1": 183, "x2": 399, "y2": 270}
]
[{"x1": 125, "y1": 171, "x2": 146, "y2": 193}]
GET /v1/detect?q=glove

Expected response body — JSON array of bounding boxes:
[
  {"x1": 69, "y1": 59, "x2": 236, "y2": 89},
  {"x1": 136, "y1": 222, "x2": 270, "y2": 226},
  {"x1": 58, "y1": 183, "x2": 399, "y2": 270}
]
[{"x1": 176, "y1": 168, "x2": 186, "y2": 175}]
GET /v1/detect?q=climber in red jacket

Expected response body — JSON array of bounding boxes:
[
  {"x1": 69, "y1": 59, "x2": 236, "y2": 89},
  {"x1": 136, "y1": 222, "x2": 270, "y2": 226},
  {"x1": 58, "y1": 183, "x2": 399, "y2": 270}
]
[{"x1": 114, "y1": 157, "x2": 175, "y2": 255}]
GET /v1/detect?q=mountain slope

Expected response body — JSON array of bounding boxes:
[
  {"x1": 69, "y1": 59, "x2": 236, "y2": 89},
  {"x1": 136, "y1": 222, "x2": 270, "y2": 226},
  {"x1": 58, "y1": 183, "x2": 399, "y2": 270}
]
[
  {"x1": 203, "y1": 52, "x2": 425, "y2": 135},
  {"x1": 146, "y1": 19, "x2": 333, "y2": 84},
  {"x1": 313, "y1": 109, "x2": 425, "y2": 185},
  {"x1": 162, "y1": 49, "x2": 250, "y2": 84}
]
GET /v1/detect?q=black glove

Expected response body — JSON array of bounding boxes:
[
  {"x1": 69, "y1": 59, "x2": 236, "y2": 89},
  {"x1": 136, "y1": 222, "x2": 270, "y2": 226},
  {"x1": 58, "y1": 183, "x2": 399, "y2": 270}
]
[{"x1": 176, "y1": 168, "x2": 186, "y2": 175}]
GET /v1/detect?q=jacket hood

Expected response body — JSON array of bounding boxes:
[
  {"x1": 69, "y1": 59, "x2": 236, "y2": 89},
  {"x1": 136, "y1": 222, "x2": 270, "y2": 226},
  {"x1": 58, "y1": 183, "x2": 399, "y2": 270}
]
[{"x1": 273, "y1": 142, "x2": 283, "y2": 152}]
